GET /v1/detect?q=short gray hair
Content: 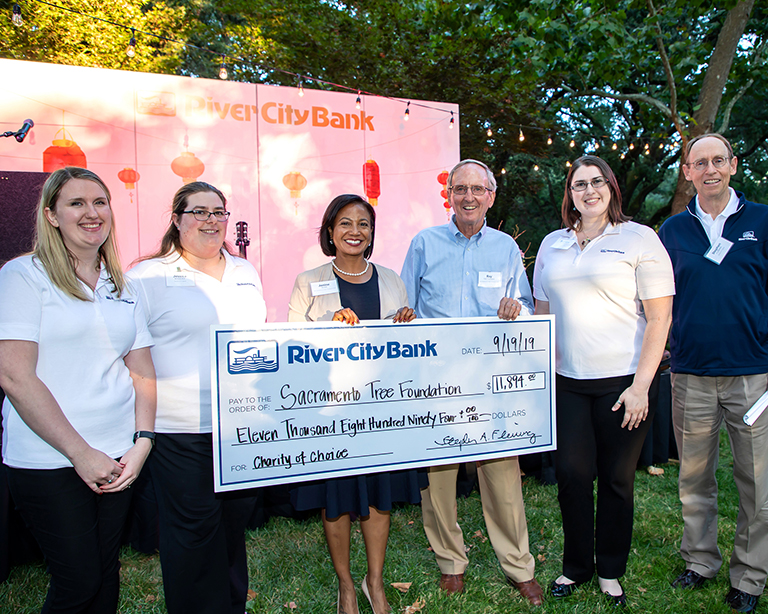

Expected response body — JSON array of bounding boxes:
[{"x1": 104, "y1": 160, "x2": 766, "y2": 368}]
[
  {"x1": 448, "y1": 159, "x2": 497, "y2": 192},
  {"x1": 685, "y1": 133, "x2": 734, "y2": 161}
]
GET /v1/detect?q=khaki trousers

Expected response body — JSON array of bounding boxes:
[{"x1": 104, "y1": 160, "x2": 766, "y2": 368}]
[
  {"x1": 420, "y1": 457, "x2": 535, "y2": 582},
  {"x1": 672, "y1": 373, "x2": 768, "y2": 594}
]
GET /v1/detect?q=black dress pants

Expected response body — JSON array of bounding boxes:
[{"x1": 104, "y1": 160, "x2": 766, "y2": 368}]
[
  {"x1": 555, "y1": 373, "x2": 657, "y2": 581},
  {"x1": 151, "y1": 433, "x2": 256, "y2": 614},
  {"x1": 6, "y1": 465, "x2": 132, "y2": 614}
]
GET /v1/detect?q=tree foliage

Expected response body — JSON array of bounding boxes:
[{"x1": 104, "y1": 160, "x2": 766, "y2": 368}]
[{"x1": 2, "y1": 0, "x2": 768, "y2": 253}]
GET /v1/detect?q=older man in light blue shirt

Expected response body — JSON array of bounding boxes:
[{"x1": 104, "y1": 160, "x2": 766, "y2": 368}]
[{"x1": 400, "y1": 159, "x2": 541, "y2": 606}]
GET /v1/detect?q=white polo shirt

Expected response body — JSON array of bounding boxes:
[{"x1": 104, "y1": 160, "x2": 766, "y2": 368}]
[
  {"x1": 0, "y1": 255, "x2": 153, "y2": 469},
  {"x1": 127, "y1": 251, "x2": 267, "y2": 433},
  {"x1": 533, "y1": 222, "x2": 675, "y2": 379}
]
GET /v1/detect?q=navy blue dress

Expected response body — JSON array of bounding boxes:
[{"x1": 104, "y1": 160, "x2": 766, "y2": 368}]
[{"x1": 290, "y1": 266, "x2": 428, "y2": 518}]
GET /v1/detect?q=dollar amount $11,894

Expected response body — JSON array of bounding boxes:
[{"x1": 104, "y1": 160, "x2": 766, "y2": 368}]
[{"x1": 489, "y1": 372, "x2": 546, "y2": 394}]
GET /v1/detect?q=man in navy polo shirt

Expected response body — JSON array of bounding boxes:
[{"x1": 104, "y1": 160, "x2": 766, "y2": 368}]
[{"x1": 659, "y1": 134, "x2": 768, "y2": 613}]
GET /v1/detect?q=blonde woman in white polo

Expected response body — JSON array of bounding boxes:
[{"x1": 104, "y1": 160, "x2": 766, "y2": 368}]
[{"x1": 0, "y1": 167, "x2": 156, "y2": 613}]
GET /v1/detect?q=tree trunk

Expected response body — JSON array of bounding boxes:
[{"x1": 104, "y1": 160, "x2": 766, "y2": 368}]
[{"x1": 669, "y1": 0, "x2": 755, "y2": 215}]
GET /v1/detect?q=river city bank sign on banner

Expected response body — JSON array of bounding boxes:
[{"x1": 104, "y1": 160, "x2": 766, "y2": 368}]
[
  {"x1": 0, "y1": 59, "x2": 459, "y2": 319},
  {"x1": 211, "y1": 317, "x2": 557, "y2": 492}
]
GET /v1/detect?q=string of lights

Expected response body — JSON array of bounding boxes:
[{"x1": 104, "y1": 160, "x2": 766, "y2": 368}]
[{"x1": 8, "y1": 0, "x2": 681, "y2": 168}]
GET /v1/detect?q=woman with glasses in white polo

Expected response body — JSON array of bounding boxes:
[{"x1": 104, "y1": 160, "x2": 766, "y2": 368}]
[
  {"x1": 533, "y1": 156, "x2": 674, "y2": 607},
  {"x1": 127, "y1": 182, "x2": 267, "y2": 614}
]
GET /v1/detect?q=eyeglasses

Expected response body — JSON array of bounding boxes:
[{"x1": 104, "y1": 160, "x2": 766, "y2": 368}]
[
  {"x1": 687, "y1": 156, "x2": 730, "y2": 172},
  {"x1": 182, "y1": 209, "x2": 231, "y2": 222},
  {"x1": 570, "y1": 177, "x2": 608, "y2": 192},
  {"x1": 449, "y1": 185, "x2": 493, "y2": 196}
]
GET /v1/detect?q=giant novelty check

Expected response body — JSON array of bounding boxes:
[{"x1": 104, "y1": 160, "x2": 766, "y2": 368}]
[{"x1": 211, "y1": 316, "x2": 556, "y2": 492}]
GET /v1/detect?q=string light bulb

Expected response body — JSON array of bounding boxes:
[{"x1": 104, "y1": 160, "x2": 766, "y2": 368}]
[
  {"x1": 569, "y1": 139, "x2": 576, "y2": 148},
  {"x1": 501, "y1": 168, "x2": 506, "y2": 174},
  {"x1": 644, "y1": 148, "x2": 650, "y2": 155},
  {"x1": 218, "y1": 55, "x2": 228, "y2": 80},
  {"x1": 487, "y1": 127, "x2": 493, "y2": 137},
  {"x1": 534, "y1": 164, "x2": 540, "y2": 171},
  {"x1": 126, "y1": 28, "x2": 136, "y2": 58},
  {"x1": 547, "y1": 136, "x2": 553, "y2": 145},
  {"x1": 519, "y1": 128, "x2": 525, "y2": 142},
  {"x1": 594, "y1": 142, "x2": 600, "y2": 150},
  {"x1": 298, "y1": 78, "x2": 304, "y2": 97},
  {"x1": 355, "y1": 91, "x2": 361, "y2": 110},
  {"x1": 659, "y1": 143, "x2": 664, "y2": 149},
  {"x1": 620, "y1": 153, "x2": 626, "y2": 159},
  {"x1": 566, "y1": 161, "x2": 572, "y2": 167},
  {"x1": 403, "y1": 101, "x2": 410, "y2": 121},
  {"x1": 12, "y1": 3, "x2": 22, "y2": 26},
  {"x1": 449, "y1": 111, "x2": 454, "y2": 129},
  {"x1": 629, "y1": 143, "x2": 635, "y2": 150},
  {"x1": 612, "y1": 143, "x2": 618, "y2": 150}
]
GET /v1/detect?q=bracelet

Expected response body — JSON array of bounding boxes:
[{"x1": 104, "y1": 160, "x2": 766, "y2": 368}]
[{"x1": 133, "y1": 431, "x2": 156, "y2": 446}]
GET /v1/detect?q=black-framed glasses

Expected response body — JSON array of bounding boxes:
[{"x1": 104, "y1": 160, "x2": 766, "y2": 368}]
[
  {"x1": 182, "y1": 209, "x2": 231, "y2": 222},
  {"x1": 687, "y1": 156, "x2": 731, "y2": 172},
  {"x1": 570, "y1": 177, "x2": 608, "y2": 192},
  {"x1": 449, "y1": 184, "x2": 493, "y2": 196}
]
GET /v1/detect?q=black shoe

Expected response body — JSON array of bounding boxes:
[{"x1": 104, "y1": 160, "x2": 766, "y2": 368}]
[
  {"x1": 550, "y1": 579, "x2": 583, "y2": 598},
  {"x1": 603, "y1": 584, "x2": 627, "y2": 607},
  {"x1": 672, "y1": 569, "x2": 709, "y2": 590},
  {"x1": 725, "y1": 587, "x2": 760, "y2": 613}
]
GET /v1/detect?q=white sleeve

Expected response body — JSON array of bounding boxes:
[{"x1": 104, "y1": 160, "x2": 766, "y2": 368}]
[{"x1": 0, "y1": 259, "x2": 43, "y2": 343}]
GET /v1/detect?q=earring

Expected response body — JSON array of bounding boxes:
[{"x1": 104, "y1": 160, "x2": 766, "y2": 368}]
[{"x1": 329, "y1": 238, "x2": 333, "y2": 245}]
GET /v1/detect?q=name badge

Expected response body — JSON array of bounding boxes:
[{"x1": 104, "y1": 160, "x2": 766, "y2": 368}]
[
  {"x1": 478, "y1": 272, "x2": 502, "y2": 288},
  {"x1": 165, "y1": 267, "x2": 195, "y2": 287},
  {"x1": 704, "y1": 237, "x2": 733, "y2": 265},
  {"x1": 552, "y1": 236, "x2": 576, "y2": 250},
  {"x1": 311, "y1": 280, "x2": 340, "y2": 296}
]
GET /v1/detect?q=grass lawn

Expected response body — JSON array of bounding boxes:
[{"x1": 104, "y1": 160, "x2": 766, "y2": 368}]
[{"x1": 1, "y1": 431, "x2": 746, "y2": 613}]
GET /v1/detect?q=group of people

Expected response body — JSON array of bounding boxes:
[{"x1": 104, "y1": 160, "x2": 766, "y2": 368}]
[{"x1": 0, "y1": 132, "x2": 765, "y2": 614}]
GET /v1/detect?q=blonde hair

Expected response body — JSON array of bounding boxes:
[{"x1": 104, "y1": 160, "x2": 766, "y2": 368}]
[{"x1": 34, "y1": 167, "x2": 125, "y2": 301}]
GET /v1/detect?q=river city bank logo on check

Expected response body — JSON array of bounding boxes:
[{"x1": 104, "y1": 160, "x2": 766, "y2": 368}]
[{"x1": 227, "y1": 340, "x2": 278, "y2": 375}]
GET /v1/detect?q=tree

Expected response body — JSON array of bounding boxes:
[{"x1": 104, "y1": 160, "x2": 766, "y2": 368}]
[{"x1": 486, "y1": 0, "x2": 768, "y2": 218}]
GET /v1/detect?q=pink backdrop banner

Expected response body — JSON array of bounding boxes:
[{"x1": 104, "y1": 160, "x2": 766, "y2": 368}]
[{"x1": 0, "y1": 59, "x2": 459, "y2": 320}]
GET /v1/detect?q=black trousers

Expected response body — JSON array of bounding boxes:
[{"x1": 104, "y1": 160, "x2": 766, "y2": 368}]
[
  {"x1": 151, "y1": 433, "x2": 256, "y2": 614},
  {"x1": 555, "y1": 373, "x2": 657, "y2": 582},
  {"x1": 6, "y1": 465, "x2": 132, "y2": 614}
]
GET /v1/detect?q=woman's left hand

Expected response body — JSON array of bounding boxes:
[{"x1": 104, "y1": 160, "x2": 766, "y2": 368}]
[
  {"x1": 100, "y1": 438, "x2": 153, "y2": 493},
  {"x1": 393, "y1": 307, "x2": 416, "y2": 323},
  {"x1": 612, "y1": 384, "x2": 649, "y2": 430}
]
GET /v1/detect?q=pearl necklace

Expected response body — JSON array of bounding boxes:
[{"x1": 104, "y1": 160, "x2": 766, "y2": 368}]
[{"x1": 332, "y1": 258, "x2": 370, "y2": 277}]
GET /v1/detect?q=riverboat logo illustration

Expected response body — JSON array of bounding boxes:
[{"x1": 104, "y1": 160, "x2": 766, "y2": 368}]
[{"x1": 227, "y1": 341, "x2": 278, "y2": 375}]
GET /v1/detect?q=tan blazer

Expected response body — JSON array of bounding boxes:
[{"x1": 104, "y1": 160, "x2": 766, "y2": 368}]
[{"x1": 287, "y1": 262, "x2": 408, "y2": 322}]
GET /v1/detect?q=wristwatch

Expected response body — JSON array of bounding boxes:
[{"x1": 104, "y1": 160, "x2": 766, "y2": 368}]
[{"x1": 133, "y1": 431, "x2": 156, "y2": 446}]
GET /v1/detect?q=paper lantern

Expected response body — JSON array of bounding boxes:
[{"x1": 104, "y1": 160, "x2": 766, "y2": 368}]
[
  {"x1": 42, "y1": 129, "x2": 87, "y2": 172},
  {"x1": 437, "y1": 170, "x2": 450, "y2": 213},
  {"x1": 118, "y1": 167, "x2": 140, "y2": 189},
  {"x1": 363, "y1": 159, "x2": 380, "y2": 206},
  {"x1": 283, "y1": 171, "x2": 308, "y2": 214},
  {"x1": 171, "y1": 151, "x2": 205, "y2": 184},
  {"x1": 282, "y1": 171, "x2": 307, "y2": 198}
]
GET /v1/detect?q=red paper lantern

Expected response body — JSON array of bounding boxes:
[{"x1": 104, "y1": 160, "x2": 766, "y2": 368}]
[
  {"x1": 363, "y1": 159, "x2": 380, "y2": 206},
  {"x1": 118, "y1": 167, "x2": 140, "y2": 189},
  {"x1": 437, "y1": 171, "x2": 449, "y2": 185},
  {"x1": 171, "y1": 151, "x2": 205, "y2": 184},
  {"x1": 441, "y1": 189, "x2": 448, "y2": 199},
  {"x1": 43, "y1": 131, "x2": 87, "y2": 172}
]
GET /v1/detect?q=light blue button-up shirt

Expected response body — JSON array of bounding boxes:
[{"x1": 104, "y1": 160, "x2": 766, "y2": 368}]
[{"x1": 400, "y1": 217, "x2": 533, "y2": 319}]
